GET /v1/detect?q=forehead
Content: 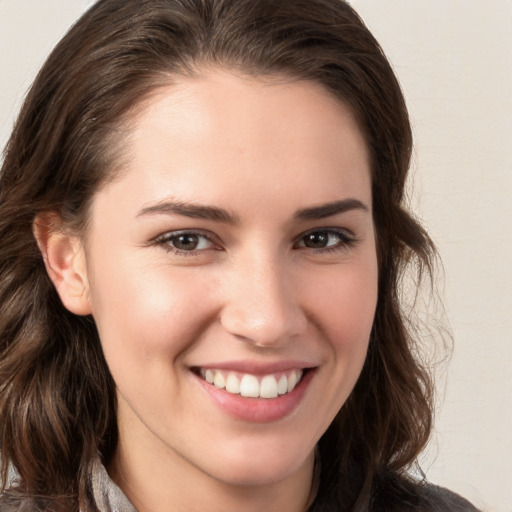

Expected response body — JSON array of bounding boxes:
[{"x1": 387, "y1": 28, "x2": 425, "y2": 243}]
[{"x1": 94, "y1": 70, "x2": 372, "y2": 220}]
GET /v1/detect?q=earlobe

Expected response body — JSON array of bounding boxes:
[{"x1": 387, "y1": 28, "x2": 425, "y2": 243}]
[{"x1": 33, "y1": 212, "x2": 93, "y2": 316}]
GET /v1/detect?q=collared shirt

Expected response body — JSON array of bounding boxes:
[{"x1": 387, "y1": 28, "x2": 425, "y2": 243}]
[
  {"x1": 1, "y1": 456, "x2": 479, "y2": 511},
  {"x1": 89, "y1": 458, "x2": 136, "y2": 512}
]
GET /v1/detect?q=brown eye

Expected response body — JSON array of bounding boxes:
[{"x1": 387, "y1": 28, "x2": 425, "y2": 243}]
[
  {"x1": 171, "y1": 234, "x2": 201, "y2": 251},
  {"x1": 296, "y1": 229, "x2": 355, "y2": 251},
  {"x1": 156, "y1": 231, "x2": 215, "y2": 253},
  {"x1": 303, "y1": 231, "x2": 330, "y2": 248}
]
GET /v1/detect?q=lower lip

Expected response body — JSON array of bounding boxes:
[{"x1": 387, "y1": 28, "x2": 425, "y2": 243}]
[{"x1": 194, "y1": 370, "x2": 315, "y2": 423}]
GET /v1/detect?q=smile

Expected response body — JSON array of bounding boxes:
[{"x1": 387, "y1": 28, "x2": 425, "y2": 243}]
[{"x1": 198, "y1": 368, "x2": 304, "y2": 399}]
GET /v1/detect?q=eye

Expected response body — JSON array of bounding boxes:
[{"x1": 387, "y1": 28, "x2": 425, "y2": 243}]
[
  {"x1": 155, "y1": 230, "x2": 216, "y2": 253},
  {"x1": 295, "y1": 229, "x2": 356, "y2": 251}
]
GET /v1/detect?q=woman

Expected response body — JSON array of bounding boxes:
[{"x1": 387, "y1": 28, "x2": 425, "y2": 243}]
[{"x1": 0, "y1": 0, "x2": 479, "y2": 510}]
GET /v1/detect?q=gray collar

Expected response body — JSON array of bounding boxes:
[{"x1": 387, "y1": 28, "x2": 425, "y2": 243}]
[{"x1": 89, "y1": 458, "x2": 137, "y2": 512}]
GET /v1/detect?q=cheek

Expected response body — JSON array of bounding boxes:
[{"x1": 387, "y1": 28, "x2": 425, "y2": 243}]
[
  {"x1": 306, "y1": 258, "x2": 378, "y2": 403},
  {"x1": 87, "y1": 258, "x2": 218, "y2": 372},
  {"x1": 296, "y1": 258, "x2": 377, "y2": 433},
  {"x1": 309, "y1": 262, "x2": 378, "y2": 344}
]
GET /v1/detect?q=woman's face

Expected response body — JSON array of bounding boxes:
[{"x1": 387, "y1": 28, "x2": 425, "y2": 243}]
[{"x1": 79, "y1": 70, "x2": 377, "y2": 488}]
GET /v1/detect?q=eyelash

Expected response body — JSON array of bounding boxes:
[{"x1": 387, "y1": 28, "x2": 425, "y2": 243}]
[{"x1": 153, "y1": 228, "x2": 358, "y2": 256}]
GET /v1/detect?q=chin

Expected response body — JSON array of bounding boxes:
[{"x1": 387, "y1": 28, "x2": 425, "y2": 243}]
[{"x1": 204, "y1": 439, "x2": 314, "y2": 487}]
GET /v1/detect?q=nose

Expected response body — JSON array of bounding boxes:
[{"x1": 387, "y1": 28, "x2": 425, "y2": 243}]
[{"x1": 219, "y1": 251, "x2": 308, "y2": 348}]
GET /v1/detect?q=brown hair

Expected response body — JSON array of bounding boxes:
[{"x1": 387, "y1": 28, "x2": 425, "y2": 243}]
[{"x1": 0, "y1": 0, "x2": 436, "y2": 510}]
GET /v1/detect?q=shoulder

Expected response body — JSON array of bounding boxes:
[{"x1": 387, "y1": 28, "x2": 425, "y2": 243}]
[
  {"x1": 371, "y1": 472, "x2": 480, "y2": 511},
  {"x1": 420, "y1": 483, "x2": 480, "y2": 512},
  {"x1": 0, "y1": 487, "x2": 51, "y2": 512},
  {"x1": 0, "y1": 492, "x2": 67, "y2": 512},
  {"x1": 0, "y1": 494, "x2": 37, "y2": 512}
]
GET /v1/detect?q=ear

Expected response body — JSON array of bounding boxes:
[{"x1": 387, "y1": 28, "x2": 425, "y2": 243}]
[{"x1": 33, "y1": 212, "x2": 93, "y2": 316}]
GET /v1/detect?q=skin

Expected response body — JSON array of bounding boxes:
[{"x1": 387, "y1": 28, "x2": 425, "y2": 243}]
[{"x1": 40, "y1": 70, "x2": 378, "y2": 512}]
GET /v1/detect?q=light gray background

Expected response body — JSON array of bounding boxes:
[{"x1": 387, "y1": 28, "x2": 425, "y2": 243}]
[{"x1": 1, "y1": 2, "x2": 511, "y2": 511}]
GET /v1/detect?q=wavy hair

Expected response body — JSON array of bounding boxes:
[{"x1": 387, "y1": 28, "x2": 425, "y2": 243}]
[{"x1": 0, "y1": 0, "x2": 436, "y2": 510}]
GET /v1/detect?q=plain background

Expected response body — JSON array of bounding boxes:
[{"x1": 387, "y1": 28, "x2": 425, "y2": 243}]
[{"x1": 0, "y1": 1, "x2": 510, "y2": 511}]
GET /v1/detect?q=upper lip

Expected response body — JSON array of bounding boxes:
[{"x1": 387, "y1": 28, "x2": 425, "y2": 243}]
[{"x1": 191, "y1": 360, "x2": 317, "y2": 375}]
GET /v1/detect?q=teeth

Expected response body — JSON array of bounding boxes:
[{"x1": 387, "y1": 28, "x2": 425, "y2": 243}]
[
  {"x1": 199, "y1": 368, "x2": 304, "y2": 399},
  {"x1": 260, "y1": 375, "x2": 279, "y2": 398},
  {"x1": 278, "y1": 375, "x2": 288, "y2": 395},
  {"x1": 213, "y1": 371, "x2": 225, "y2": 389},
  {"x1": 287, "y1": 371, "x2": 298, "y2": 393},
  {"x1": 240, "y1": 374, "x2": 260, "y2": 397},
  {"x1": 225, "y1": 373, "x2": 241, "y2": 394}
]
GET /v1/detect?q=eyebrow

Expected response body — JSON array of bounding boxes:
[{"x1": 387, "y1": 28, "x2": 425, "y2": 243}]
[
  {"x1": 294, "y1": 198, "x2": 369, "y2": 220},
  {"x1": 137, "y1": 200, "x2": 240, "y2": 224},
  {"x1": 137, "y1": 198, "x2": 368, "y2": 223}
]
